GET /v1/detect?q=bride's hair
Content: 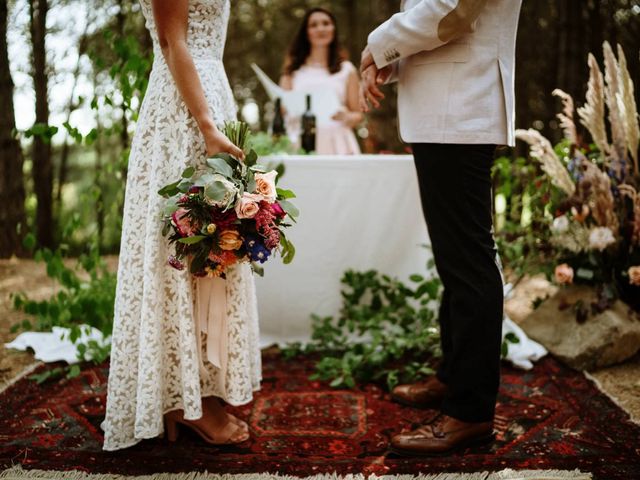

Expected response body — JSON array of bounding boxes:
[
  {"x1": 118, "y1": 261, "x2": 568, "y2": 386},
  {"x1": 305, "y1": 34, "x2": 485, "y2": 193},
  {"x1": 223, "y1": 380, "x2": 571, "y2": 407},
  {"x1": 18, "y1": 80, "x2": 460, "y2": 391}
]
[{"x1": 283, "y1": 7, "x2": 347, "y2": 76}]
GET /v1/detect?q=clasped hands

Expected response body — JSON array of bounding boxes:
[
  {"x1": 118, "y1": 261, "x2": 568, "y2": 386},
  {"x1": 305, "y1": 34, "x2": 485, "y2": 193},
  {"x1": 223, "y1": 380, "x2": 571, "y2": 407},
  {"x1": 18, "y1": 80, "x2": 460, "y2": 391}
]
[{"x1": 358, "y1": 45, "x2": 393, "y2": 113}]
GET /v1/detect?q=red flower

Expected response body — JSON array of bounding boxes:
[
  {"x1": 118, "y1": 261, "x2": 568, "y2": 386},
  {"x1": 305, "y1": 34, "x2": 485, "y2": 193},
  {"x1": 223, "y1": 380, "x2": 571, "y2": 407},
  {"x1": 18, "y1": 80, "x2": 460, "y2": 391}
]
[{"x1": 211, "y1": 208, "x2": 238, "y2": 229}]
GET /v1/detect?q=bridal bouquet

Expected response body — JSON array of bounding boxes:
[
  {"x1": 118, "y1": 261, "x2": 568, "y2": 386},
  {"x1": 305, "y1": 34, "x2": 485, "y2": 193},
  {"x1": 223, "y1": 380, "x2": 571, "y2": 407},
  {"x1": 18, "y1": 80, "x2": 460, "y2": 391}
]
[
  {"x1": 516, "y1": 42, "x2": 640, "y2": 312},
  {"x1": 158, "y1": 121, "x2": 298, "y2": 278}
]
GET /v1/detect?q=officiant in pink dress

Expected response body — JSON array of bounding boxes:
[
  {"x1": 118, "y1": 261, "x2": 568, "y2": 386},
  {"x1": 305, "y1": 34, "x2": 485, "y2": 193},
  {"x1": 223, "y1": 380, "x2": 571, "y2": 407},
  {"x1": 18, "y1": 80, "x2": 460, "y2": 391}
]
[{"x1": 279, "y1": 8, "x2": 362, "y2": 155}]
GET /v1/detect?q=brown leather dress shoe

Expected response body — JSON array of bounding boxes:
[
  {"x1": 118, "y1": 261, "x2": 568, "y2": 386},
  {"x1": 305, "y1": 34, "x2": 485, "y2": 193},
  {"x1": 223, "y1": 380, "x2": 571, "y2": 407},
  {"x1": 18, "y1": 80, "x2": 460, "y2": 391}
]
[
  {"x1": 390, "y1": 413, "x2": 494, "y2": 456},
  {"x1": 390, "y1": 376, "x2": 448, "y2": 408}
]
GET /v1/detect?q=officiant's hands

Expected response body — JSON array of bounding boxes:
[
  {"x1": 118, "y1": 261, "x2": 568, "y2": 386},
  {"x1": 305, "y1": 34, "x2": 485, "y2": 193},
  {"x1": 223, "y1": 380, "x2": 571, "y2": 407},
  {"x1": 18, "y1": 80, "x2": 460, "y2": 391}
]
[
  {"x1": 200, "y1": 120, "x2": 245, "y2": 160},
  {"x1": 359, "y1": 45, "x2": 392, "y2": 112}
]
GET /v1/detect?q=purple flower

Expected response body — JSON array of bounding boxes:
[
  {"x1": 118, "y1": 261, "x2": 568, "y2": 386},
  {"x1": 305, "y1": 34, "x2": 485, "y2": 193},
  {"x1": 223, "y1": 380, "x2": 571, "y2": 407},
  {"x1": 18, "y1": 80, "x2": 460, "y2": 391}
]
[
  {"x1": 244, "y1": 235, "x2": 271, "y2": 264},
  {"x1": 271, "y1": 202, "x2": 287, "y2": 219}
]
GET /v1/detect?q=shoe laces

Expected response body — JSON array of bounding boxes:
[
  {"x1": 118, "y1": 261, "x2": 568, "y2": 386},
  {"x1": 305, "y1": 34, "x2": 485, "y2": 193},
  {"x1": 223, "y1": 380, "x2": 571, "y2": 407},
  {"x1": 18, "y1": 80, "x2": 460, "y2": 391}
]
[{"x1": 428, "y1": 413, "x2": 448, "y2": 438}]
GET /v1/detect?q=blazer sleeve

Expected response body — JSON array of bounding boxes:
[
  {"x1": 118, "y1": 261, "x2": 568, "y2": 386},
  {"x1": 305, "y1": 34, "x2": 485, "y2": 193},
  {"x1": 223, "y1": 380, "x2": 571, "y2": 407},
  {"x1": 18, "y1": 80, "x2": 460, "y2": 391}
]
[
  {"x1": 384, "y1": 62, "x2": 400, "y2": 85},
  {"x1": 368, "y1": 0, "x2": 489, "y2": 68}
]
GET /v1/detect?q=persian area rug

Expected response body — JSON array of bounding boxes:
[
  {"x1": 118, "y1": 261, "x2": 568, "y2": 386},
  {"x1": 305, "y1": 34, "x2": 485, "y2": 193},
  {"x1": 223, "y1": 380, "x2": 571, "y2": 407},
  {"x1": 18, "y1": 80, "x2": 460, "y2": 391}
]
[{"x1": 0, "y1": 353, "x2": 638, "y2": 480}]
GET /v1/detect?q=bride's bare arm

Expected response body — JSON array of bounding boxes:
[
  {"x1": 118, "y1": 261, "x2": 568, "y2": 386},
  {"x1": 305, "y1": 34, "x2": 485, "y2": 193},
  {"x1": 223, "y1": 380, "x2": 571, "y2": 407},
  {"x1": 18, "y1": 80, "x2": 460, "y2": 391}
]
[{"x1": 151, "y1": 0, "x2": 243, "y2": 159}]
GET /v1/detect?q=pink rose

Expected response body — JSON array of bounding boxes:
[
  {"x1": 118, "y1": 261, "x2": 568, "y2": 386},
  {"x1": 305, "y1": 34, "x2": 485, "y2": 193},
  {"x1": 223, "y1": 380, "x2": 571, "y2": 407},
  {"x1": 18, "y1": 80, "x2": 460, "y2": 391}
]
[
  {"x1": 171, "y1": 208, "x2": 198, "y2": 237},
  {"x1": 235, "y1": 192, "x2": 262, "y2": 219},
  {"x1": 629, "y1": 266, "x2": 640, "y2": 286},
  {"x1": 554, "y1": 263, "x2": 574, "y2": 285},
  {"x1": 254, "y1": 170, "x2": 278, "y2": 203}
]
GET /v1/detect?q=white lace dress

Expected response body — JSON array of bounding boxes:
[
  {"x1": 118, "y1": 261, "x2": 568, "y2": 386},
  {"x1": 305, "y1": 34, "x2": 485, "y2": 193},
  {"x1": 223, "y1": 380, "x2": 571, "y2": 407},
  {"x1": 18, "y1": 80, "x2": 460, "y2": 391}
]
[{"x1": 101, "y1": 0, "x2": 261, "y2": 451}]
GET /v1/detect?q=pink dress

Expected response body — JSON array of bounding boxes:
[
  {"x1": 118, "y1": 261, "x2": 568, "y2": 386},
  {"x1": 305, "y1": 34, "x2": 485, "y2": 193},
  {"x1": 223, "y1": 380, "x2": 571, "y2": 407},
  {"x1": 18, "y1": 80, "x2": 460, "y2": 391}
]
[{"x1": 288, "y1": 61, "x2": 362, "y2": 155}]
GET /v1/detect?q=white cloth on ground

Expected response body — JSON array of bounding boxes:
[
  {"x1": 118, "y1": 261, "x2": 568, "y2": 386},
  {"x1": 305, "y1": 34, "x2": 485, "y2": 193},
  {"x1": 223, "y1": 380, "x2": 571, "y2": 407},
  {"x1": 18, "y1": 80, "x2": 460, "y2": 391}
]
[{"x1": 4, "y1": 325, "x2": 110, "y2": 363}]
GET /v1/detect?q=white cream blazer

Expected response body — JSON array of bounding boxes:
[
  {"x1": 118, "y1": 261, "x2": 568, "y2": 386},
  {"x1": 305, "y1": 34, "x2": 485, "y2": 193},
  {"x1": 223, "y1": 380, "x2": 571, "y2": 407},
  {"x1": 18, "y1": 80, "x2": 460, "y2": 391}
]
[{"x1": 368, "y1": 0, "x2": 522, "y2": 146}]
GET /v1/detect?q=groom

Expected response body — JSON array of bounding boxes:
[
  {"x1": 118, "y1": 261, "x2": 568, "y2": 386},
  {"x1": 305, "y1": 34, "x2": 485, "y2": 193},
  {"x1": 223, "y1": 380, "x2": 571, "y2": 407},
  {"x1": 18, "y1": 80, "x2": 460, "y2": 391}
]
[{"x1": 359, "y1": 0, "x2": 522, "y2": 456}]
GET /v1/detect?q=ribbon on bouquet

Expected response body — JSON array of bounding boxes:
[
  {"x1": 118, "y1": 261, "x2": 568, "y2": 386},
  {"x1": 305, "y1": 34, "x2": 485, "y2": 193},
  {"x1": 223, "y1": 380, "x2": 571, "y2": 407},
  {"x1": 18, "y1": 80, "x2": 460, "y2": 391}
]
[{"x1": 194, "y1": 276, "x2": 228, "y2": 395}]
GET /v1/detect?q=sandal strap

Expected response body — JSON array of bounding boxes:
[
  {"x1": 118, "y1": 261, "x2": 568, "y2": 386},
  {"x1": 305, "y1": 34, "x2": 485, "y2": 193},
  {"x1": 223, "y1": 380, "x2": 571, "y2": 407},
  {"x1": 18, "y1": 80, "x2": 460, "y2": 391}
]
[{"x1": 215, "y1": 419, "x2": 247, "y2": 444}]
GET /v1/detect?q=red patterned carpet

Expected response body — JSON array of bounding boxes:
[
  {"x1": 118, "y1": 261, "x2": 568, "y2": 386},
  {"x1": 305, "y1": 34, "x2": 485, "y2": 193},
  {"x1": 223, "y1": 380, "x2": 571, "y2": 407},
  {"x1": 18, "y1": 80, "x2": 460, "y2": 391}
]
[{"x1": 1, "y1": 352, "x2": 639, "y2": 479}]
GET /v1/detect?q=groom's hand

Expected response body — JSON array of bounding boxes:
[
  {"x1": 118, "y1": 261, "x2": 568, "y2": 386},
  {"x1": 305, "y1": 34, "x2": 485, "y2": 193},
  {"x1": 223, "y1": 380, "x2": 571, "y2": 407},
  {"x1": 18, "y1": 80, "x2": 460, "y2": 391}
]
[
  {"x1": 359, "y1": 45, "x2": 393, "y2": 112},
  {"x1": 359, "y1": 66, "x2": 385, "y2": 112}
]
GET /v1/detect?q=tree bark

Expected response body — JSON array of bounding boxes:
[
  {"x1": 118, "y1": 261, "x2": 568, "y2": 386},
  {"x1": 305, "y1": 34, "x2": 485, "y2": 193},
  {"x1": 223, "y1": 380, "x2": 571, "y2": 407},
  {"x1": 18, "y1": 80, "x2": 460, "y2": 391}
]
[
  {"x1": 0, "y1": 0, "x2": 27, "y2": 258},
  {"x1": 29, "y1": 0, "x2": 53, "y2": 248}
]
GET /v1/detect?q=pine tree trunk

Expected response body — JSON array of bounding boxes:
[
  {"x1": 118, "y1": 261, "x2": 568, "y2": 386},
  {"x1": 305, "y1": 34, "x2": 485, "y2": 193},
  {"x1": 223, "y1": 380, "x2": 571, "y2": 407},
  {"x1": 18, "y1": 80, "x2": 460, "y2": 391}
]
[
  {"x1": 0, "y1": 0, "x2": 27, "y2": 258},
  {"x1": 29, "y1": 0, "x2": 53, "y2": 248}
]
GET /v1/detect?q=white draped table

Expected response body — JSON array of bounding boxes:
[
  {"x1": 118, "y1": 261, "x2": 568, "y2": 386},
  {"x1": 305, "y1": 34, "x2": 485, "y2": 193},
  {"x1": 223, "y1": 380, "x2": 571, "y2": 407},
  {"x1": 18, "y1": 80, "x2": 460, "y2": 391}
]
[{"x1": 254, "y1": 155, "x2": 432, "y2": 345}]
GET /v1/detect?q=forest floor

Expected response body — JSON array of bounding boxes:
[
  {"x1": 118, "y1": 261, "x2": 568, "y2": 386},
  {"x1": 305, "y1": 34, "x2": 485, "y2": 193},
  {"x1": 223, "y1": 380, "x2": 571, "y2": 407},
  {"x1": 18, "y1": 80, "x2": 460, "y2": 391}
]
[{"x1": 0, "y1": 257, "x2": 638, "y2": 423}]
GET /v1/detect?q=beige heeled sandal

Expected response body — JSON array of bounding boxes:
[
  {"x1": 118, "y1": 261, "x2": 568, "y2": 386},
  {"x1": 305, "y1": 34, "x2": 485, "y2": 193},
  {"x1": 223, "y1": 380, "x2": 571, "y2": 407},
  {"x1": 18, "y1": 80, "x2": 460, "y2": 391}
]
[{"x1": 163, "y1": 409, "x2": 250, "y2": 445}]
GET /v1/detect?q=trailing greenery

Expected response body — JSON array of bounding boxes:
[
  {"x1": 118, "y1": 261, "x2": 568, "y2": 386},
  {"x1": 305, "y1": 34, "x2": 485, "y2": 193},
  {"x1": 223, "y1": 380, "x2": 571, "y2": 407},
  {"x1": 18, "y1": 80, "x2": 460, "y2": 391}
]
[
  {"x1": 283, "y1": 257, "x2": 443, "y2": 391},
  {"x1": 11, "y1": 225, "x2": 116, "y2": 383},
  {"x1": 284, "y1": 254, "x2": 524, "y2": 391}
]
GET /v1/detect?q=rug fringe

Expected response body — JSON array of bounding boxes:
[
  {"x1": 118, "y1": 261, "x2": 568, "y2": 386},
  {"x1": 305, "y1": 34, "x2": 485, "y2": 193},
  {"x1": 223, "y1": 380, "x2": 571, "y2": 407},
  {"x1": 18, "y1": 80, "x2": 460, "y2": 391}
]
[
  {"x1": 0, "y1": 466, "x2": 593, "y2": 480},
  {"x1": 583, "y1": 370, "x2": 640, "y2": 426},
  {"x1": 486, "y1": 468, "x2": 592, "y2": 479},
  {"x1": 0, "y1": 362, "x2": 42, "y2": 396}
]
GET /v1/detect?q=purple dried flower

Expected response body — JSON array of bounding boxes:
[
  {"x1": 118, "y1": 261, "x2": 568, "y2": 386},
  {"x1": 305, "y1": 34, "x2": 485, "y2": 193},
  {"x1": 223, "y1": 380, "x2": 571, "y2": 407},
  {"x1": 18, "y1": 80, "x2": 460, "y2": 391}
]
[{"x1": 168, "y1": 255, "x2": 185, "y2": 271}]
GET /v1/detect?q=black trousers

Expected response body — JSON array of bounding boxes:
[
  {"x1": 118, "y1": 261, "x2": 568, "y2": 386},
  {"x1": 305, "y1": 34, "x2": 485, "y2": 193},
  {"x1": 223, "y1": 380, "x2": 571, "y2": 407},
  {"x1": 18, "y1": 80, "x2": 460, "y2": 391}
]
[{"x1": 412, "y1": 143, "x2": 503, "y2": 423}]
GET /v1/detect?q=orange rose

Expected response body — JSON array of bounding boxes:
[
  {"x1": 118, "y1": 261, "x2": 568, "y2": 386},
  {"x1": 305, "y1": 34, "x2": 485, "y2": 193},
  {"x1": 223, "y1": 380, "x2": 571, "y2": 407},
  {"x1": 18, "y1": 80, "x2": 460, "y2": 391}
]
[
  {"x1": 254, "y1": 170, "x2": 277, "y2": 203},
  {"x1": 218, "y1": 229, "x2": 243, "y2": 251},
  {"x1": 629, "y1": 266, "x2": 640, "y2": 286}
]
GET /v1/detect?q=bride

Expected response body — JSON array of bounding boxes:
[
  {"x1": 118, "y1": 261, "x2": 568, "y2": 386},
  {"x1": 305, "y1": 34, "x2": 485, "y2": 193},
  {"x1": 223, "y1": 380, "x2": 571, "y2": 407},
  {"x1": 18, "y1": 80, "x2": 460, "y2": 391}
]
[{"x1": 101, "y1": 0, "x2": 261, "y2": 450}]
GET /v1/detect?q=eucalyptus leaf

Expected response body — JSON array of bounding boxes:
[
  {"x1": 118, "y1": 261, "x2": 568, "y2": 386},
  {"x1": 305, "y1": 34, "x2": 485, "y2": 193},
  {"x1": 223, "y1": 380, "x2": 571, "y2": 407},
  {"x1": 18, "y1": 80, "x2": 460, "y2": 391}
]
[
  {"x1": 214, "y1": 152, "x2": 240, "y2": 168},
  {"x1": 250, "y1": 164, "x2": 268, "y2": 173},
  {"x1": 206, "y1": 157, "x2": 234, "y2": 178},
  {"x1": 204, "y1": 180, "x2": 229, "y2": 202},
  {"x1": 276, "y1": 188, "x2": 296, "y2": 199},
  {"x1": 193, "y1": 173, "x2": 215, "y2": 187},
  {"x1": 177, "y1": 179, "x2": 193, "y2": 193},
  {"x1": 251, "y1": 263, "x2": 265, "y2": 277},
  {"x1": 163, "y1": 197, "x2": 179, "y2": 216},
  {"x1": 279, "y1": 199, "x2": 300, "y2": 220},
  {"x1": 181, "y1": 166, "x2": 195, "y2": 178},
  {"x1": 282, "y1": 238, "x2": 296, "y2": 264},
  {"x1": 157, "y1": 181, "x2": 180, "y2": 197},
  {"x1": 178, "y1": 235, "x2": 207, "y2": 245},
  {"x1": 245, "y1": 149, "x2": 258, "y2": 166}
]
